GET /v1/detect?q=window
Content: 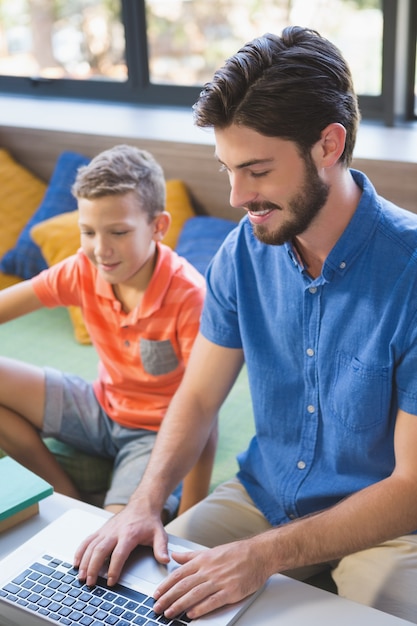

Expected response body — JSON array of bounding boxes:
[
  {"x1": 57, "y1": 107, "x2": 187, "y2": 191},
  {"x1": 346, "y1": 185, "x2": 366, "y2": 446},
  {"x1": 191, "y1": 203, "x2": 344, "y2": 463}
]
[
  {"x1": 0, "y1": 1, "x2": 126, "y2": 81},
  {"x1": 0, "y1": 0, "x2": 134, "y2": 101},
  {"x1": 0, "y1": 0, "x2": 415, "y2": 124},
  {"x1": 146, "y1": 0, "x2": 383, "y2": 95}
]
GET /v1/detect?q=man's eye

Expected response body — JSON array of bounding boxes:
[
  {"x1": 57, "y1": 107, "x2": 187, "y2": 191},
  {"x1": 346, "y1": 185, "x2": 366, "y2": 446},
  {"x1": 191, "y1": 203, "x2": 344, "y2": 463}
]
[
  {"x1": 251, "y1": 170, "x2": 269, "y2": 178},
  {"x1": 113, "y1": 231, "x2": 128, "y2": 236}
]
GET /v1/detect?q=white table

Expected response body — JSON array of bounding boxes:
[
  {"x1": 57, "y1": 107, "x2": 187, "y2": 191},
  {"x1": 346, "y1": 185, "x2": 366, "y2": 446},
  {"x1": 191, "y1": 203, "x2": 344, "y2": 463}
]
[{"x1": 0, "y1": 493, "x2": 414, "y2": 626}]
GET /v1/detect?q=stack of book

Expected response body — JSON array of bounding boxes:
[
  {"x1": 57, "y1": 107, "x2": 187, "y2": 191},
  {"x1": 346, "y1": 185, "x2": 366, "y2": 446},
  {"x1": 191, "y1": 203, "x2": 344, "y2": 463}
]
[{"x1": 0, "y1": 456, "x2": 53, "y2": 532}]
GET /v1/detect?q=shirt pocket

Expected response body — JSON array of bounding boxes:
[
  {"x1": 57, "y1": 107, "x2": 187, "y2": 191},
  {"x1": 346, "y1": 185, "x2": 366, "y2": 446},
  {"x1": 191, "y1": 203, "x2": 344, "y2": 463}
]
[
  {"x1": 140, "y1": 338, "x2": 179, "y2": 376},
  {"x1": 330, "y1": 351, "x2": 390, "y2": 431}
]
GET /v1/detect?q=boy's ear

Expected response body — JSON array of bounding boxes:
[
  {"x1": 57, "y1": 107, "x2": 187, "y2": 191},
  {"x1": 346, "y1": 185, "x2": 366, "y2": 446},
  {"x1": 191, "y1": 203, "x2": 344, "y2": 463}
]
[{"x1": 153, "y1": 211, "x2": 171, "y2": 241}]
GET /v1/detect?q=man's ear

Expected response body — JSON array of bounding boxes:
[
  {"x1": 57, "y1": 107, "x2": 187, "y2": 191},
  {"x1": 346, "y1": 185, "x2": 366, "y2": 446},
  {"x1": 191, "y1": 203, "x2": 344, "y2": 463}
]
[
  {"x1": 313, "y1": 123, "x2": 347, "y2": 168},
  {"x1": 153, "y1": 211, "x2": 171, "y2": 241}
]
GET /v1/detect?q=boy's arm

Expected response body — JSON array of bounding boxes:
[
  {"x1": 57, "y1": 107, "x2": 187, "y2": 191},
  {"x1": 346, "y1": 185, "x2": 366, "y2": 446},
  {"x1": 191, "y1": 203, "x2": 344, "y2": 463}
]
[
  {"x1": 0, "y1": 280, "x2": 44, "y2": 323},
  {"x1": 177, "y1": 415, "x2": 219, "y2": 514}
]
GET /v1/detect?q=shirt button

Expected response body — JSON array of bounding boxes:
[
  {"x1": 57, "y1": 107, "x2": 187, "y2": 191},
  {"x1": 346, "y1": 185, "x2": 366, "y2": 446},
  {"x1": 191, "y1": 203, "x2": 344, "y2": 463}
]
[
  {"x1": 339, "y1": 261, "x2": 346, "y2": 269},
  {"x1": 309, "y1": 286, "x2": 317, "y2": 294},
  {"x1": 124, "y1": 340, "x2": 130, "y2": 347},
  {"x1": 307, "y1": 405, "x2": 315, "y2": 413},
  {"x1": 297, "y1": 461, "x2": 306, "y2": 470},
  {"x1": 306, "y1": 348, "x2": 315, "y2": 357}
]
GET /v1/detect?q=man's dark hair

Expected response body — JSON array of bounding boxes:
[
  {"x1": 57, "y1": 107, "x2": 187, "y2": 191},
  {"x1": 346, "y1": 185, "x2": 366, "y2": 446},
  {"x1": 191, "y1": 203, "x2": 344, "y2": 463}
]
[{"x1": 193, "y1": 26, "x2": 360, "y2": 166}]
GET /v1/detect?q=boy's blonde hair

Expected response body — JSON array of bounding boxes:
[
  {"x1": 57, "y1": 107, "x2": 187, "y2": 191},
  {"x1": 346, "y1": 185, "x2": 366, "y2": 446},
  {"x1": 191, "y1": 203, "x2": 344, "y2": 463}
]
[{"x1": 72, "y1": 144, "x2": 166, "y2": 221}]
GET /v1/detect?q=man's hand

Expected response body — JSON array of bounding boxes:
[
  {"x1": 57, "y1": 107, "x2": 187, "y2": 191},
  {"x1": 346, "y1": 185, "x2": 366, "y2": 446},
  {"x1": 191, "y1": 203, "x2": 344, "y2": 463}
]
[
  {"x1": 73, "y1": 505, "x2": 170, "y2": 587},
  {"x1": 153, "y1": 538, "x2": 270, "y2": 620}
]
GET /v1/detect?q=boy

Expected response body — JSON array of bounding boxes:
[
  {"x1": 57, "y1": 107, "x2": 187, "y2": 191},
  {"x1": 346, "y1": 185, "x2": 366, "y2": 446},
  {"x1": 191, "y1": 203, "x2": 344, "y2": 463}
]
[{"x1": 0, "y1": 144, "x2": 213, "y2": 518}]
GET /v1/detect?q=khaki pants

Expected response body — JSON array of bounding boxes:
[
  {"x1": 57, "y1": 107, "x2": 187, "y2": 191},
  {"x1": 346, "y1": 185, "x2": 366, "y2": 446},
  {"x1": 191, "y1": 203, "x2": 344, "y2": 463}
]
[{"x1": 166, "y1": 477, "x2": 417, "y2": 624}]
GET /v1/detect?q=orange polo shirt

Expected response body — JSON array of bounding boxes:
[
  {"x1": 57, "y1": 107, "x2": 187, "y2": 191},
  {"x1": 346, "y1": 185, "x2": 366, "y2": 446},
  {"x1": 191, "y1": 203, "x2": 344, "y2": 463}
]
[{"x1": 31, "y1": 243, "x2": 205, "y2": 430}]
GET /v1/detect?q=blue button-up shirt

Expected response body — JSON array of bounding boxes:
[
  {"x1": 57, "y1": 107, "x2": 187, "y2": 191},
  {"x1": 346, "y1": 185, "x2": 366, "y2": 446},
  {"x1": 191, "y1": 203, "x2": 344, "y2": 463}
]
[{"x1": 201, "y1": 170, "x2": 417, "y2": 526}]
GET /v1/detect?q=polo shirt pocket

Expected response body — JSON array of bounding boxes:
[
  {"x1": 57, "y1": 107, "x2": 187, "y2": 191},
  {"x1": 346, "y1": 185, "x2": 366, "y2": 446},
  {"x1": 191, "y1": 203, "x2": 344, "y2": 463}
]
[
  {"x1": 331, "y1": 351, "x2": 390, "y2": 431},
  {"x1": 140, "y1": 338, "x2": 179, "y2": 376}
]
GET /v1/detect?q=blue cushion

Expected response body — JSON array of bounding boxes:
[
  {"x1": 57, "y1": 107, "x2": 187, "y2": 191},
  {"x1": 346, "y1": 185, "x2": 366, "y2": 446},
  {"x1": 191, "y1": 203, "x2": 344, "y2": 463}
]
[
  {"x1": 0, "y1": 151, "x2": 90, "y2": 279},
  {"x1": 175, "y1": 215, "x2": 237, "y2": 276}
]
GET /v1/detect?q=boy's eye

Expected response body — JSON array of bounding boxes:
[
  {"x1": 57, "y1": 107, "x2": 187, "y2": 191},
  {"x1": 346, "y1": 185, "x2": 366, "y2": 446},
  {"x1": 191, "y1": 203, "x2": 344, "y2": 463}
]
[{"x1": 112, "y1": 230, "x2": 128, "y2": 236}]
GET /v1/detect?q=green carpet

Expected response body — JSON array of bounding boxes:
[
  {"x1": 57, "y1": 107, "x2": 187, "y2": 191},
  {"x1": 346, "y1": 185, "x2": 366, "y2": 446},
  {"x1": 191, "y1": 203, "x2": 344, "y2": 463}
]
[
  {"x1": 0, "y1": 307, "x2": 98, "y2": 380},
  {"x1": 0, "y1": 307, "x2": 254, "y2": 490}
]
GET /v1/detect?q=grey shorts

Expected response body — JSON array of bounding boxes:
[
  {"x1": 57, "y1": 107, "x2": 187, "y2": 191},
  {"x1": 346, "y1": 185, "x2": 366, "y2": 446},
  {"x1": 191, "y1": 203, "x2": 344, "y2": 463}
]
[{"x1": 42, "y1": 367, "x2": 179, "y2": 513}]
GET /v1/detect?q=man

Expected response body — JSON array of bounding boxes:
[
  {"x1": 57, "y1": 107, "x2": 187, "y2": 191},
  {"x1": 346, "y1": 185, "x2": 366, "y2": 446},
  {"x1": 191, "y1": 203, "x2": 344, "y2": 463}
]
[{"x1": 74, "y1": 27, "x2": 417, "y2": 623}]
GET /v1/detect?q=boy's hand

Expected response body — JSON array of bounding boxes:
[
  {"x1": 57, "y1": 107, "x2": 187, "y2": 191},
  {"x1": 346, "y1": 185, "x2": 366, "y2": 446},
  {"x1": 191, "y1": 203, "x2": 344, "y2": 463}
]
[{"x1": 73, "y1": 504, "x2": 170, "y2": 587}]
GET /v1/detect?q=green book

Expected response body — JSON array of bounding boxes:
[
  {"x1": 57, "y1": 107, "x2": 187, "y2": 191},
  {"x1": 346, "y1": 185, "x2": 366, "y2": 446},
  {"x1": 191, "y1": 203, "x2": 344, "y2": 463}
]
[{"x1": 0, "y1": 457, "x2": 53, "y2": 532}]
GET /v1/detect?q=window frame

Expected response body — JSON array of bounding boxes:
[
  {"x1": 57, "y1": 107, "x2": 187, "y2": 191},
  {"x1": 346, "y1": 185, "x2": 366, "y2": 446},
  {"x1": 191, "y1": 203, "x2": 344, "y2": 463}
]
[
  {"x1": 0, "y1": 0, "x2": 414, "y2": 125},
  {"x1": 405, "y1": 0, "x2": 417, "y2": 120}
]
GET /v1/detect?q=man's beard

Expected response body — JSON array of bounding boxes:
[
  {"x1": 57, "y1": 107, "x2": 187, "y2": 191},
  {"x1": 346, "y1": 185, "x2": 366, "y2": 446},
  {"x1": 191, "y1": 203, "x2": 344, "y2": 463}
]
[{"x1": 250, "y1": 156, "x2": 330, "y2": 246}]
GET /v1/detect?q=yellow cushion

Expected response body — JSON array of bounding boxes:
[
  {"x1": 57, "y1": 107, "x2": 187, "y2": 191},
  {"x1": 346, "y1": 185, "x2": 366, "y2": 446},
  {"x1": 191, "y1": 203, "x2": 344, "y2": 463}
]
[
  {"x1": 162, "y1": 179, "x2": 196, "y2": 249},
  {"x1": 66, "y1": 305, "x2": 92, "y2": 345},
  {"x1": 30, "y1": 210, "x2": 90, "y2": 344},
  {"x1": 30, "y1": 179, "x2": 195, "y2": 344},
  {"x1": 0, "y1": 273, "x2": 22, "y2": 290},
  {"x1": 0, "y1": 149, "x2": 47, "y2": 286},
  {"x1": 31, "y1": 209, "x2": 81, "y2": 266}
]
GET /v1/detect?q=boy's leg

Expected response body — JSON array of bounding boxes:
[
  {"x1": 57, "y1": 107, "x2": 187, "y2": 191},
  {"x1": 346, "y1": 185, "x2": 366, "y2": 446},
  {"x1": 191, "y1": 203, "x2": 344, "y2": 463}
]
[
  {"x1": 332, "y1": 535, "x2": 417, "y2": 623},
  {"x1": 165, "y1": 477, "x2": 273, "y2": 546},
  {"x1": 0, "y1": 356, "x2": 80, "y2": 498},
  {"x1": 104, "y1": 427, "x2": 180, "y2": 517},
  {"x1": 104, "y1": 430, "x2": 158, "y2": 514}
]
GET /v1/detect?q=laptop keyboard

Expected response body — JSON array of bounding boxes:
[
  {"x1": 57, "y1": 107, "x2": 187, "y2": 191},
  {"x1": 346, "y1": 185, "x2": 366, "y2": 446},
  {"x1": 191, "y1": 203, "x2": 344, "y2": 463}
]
[{"x1": 0, "y1": 553, "x2": 192, "y2": 625}]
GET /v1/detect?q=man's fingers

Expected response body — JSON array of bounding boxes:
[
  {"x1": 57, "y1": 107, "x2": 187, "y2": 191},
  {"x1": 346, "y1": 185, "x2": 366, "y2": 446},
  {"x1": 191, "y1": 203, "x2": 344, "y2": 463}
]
[
  {"x1": 154, "y1": 573, "x2": 226, "y2": 620},
  {"x1": 73, "y1": 532, "x2": 96, "y2": 569},
  {"x1": 152, "y1": 526, "x2": 172, "y2": 565},
  {"x1": 75, "y1": 533, "x2": 118, "y2": 585},
  {"x1": 106, "y1": 539, "x2": 137, "y2": 586},
  {"x1": 74, "y1": 516, "x2": 170, "y2": 587}
]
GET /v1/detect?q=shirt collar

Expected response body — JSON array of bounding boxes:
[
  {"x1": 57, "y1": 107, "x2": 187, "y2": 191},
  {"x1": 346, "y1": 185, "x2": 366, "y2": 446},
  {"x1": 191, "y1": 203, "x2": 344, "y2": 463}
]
[{"x1": 323, "y1": 169, "x2": 380, "y2": 280}]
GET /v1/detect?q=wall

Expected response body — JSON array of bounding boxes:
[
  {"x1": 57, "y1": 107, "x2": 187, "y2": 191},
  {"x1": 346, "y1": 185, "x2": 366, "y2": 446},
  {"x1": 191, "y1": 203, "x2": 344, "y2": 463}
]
[{"x1": 0, "y1": 117, "x2": 416, "y2": 219}]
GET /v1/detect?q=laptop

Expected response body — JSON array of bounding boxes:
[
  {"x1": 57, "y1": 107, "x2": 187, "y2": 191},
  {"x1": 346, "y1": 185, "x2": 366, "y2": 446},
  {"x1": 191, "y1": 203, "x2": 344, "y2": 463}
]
[{"x1": 0, "y1": 508, "x2": 263, "y2": 626}]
